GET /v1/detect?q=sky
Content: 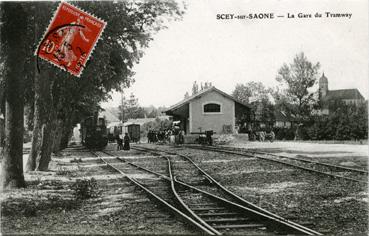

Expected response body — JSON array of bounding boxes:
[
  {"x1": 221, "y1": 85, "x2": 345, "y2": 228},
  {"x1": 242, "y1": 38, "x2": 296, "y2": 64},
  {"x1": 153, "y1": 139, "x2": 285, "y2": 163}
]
[{"x1": 101, "y1": 0, "x2": 368, "y2": 108}]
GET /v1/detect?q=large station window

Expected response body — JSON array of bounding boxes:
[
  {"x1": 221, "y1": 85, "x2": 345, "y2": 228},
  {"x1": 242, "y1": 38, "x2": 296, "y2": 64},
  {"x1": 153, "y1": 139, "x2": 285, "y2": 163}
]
[{"x1": 203, "y1": 103, "x2": 221, "y2": 113}]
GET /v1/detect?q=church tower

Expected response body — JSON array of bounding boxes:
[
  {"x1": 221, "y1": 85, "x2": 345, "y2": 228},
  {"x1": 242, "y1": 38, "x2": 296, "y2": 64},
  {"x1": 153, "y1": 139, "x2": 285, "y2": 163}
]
[{"x1": 319, "y1": 73, "x2": 328, "y2": 98}]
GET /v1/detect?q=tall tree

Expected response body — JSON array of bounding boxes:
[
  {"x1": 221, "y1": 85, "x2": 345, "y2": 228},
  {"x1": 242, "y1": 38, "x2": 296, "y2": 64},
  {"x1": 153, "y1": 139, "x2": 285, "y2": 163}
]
[
  {"x1": 233, "y1": 82, "x2": 271, "y2": 104},
  {"x1": 192, "y1": 81, "x2": 198, "y2": 95},
  {"x1": 0, "y1": 2, "x2": 28, "y2": 188},
  {"x1": 26, "y1": 3, "x2": 54, "y2": 171},
  {"x1": 124, "y1": 93, "x2": 145, "y2": 120},
  {"x1": 275, "y1": 52, "x2": 320, "y2": 139},
  {"x1": 23, "y1": 1, "x2": 185, "y2": 171}
]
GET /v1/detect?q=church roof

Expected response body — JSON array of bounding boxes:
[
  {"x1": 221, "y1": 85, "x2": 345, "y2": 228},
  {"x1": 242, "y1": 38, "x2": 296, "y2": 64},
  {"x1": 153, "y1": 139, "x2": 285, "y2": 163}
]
[{"x1": 324, "y1": 89, "x2": 364, "y2": 101}]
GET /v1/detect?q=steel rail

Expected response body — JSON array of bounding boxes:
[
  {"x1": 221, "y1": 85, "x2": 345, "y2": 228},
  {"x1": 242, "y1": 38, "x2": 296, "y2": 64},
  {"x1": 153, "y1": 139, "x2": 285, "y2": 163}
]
[
  {"x1": 130, "y1": 146, "x2": 322, "y2": 235},
  {"x1": 91, "y1": 151, "x2": 216, "y2": 235},
  {"x1": 210, "y1": 145, "x2": 368, "y2": 174},
  {"x1": 184, "y1": 145, "x2": 367, "y2": 184},
  {"x1": 176, "y1": 179, "x2": 319, "y2": 235},
  {"x1": 165, "y1": 156, "x2": 222, "y2": 235},
  {"x1": 254, "y1": 151, "x2": 368, "y2": 174},
  {"x1": 165, "y1": 155, "x2": 319, "y2": 235}
]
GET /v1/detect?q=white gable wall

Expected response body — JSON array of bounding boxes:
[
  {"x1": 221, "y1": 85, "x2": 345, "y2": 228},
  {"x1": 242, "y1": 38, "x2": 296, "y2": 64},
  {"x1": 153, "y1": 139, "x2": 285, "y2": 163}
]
[{"x1": 189, "y1": 90, "x2": 235, "y2": 134}]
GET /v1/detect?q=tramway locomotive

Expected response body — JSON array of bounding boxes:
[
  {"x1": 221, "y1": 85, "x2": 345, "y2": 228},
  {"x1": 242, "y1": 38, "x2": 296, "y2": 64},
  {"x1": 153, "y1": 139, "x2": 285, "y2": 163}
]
[{"x1": 80, "y1": 115, "x2": 108, "y2": 149}]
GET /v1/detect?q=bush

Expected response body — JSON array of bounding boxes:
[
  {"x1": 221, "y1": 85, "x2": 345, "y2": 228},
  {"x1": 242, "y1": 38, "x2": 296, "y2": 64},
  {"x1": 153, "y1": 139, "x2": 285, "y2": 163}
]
[
  {"x1": 71, "y1": 178, "x2": 100, "y2": 200},
  {"x1": 274, "y1": 127, "x2": 295, "y2": 140}
]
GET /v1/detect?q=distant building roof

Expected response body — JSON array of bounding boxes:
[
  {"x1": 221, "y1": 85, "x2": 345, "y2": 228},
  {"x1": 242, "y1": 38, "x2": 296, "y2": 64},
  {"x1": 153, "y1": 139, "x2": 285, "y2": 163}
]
[
  {"x1": 166, "y1": 86, "x2": 250, "y2": 113},
  {"x1": 107, "y1": 121, "x2": 123, "y2": 128},
  {"x1": 101, "y1": 109, "x2": 120, "y2": 123},
  {"x1": 125, "y1": 116, "x2": 170, "y2": 126},
  {"x1": 324, "y1": 89, "x2": 364, "y2": 101},
  {"x1": 274, "y1": 110, "x2": 295, "y2": 122},
  {"x1": 107, "y1": 116, "x2": 170, "y2": 128}
]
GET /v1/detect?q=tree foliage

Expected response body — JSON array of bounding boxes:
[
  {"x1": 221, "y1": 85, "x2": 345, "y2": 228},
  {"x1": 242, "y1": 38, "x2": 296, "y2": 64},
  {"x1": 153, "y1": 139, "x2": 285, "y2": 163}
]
[
  {"x1": 233, "y1": 82, "x2": 271, "y2": 104},
  {"x1": 191, "y1": 81, "x2": 199, "y2": 95},
  {"x1": 306, "y1": 101, "x2": 368, "y2": 140},
  {"x1": 1, "y1": 1, "x2": 185, "y2": 175},
  {"x1": 118, "y1": 93, "x2": 146, "y2": 121},
  {"x1": 232, "y1": 82, "x2": 274, "y2": 127},
  {"x1": 276, "y1": 52, "x2": 320, "y2": 120}
]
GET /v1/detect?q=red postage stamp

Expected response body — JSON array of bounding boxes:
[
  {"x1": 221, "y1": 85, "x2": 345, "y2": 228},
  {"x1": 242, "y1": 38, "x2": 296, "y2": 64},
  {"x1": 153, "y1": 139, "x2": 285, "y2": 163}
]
[{"x1": 36, "y1": 2, "x2": 106, "y2": 77}]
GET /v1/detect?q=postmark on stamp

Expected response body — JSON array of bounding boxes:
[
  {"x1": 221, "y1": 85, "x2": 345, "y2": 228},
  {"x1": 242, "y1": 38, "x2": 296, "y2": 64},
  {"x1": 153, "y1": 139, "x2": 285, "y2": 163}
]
[{"x1": 35, "y1": 2, "x2": 107, "y2": 77}]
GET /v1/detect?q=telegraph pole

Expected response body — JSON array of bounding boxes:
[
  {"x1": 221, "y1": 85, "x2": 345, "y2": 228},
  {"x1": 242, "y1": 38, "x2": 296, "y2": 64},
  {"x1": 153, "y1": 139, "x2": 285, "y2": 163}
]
[{"x1": 120, "y1": 86, "x2": 125, "y2": 123}]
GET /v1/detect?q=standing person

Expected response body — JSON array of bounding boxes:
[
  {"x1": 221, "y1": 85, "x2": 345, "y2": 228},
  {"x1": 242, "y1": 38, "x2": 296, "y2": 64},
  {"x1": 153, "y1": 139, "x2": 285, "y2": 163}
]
[
  {"x1": 147, "y1": 130, "x2": 151, "y2": 143},
  {"x1": 116, "y1": 134, "x2": 123, "y2": 150},
  {"x1": 123, "y1": 133, "x2": 130, "y2": 150},
  {"x1": 178, "y1": 129, "x2": 185, "y2": 144}
]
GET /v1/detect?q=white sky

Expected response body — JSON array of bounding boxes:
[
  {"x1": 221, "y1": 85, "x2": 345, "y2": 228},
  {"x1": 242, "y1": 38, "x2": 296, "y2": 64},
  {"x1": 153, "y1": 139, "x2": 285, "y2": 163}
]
[{"x1": 101, "y1": 0, "x2": 368, "y2": 108}]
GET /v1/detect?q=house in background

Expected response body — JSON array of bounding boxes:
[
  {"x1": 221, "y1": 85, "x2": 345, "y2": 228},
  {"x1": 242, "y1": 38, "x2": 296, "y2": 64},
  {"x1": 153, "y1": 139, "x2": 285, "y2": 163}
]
[
  {"x1": 319, "y1": 73, "x2": 365, "y2": 114},
  {"x1": 250, "y1": 100, "x2": 294, "y2": 130},
  {"x1": 165, "y1": 86, "x2": 251, "y2": 134},
  {"x1": 274, "y1": 110, "x2": 294, "y2": 128}
]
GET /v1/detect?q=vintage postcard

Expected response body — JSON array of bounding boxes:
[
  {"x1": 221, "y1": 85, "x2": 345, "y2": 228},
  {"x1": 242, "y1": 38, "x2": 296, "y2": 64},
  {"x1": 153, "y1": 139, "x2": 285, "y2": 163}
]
[{"x1": 0, "y1": 0, "x2": 367, "y2": 235}]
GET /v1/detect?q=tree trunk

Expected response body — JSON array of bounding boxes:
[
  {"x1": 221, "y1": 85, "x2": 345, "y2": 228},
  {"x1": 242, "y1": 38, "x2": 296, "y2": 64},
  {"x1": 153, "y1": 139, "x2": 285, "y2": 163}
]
[
  {"x1": 26, "y1": 72, "x2": 42, "y2": 172},
  {"x1": 26, "y1": 6, "x2": 43, "y2": 172},
  {"x1": 52, "y1": 119, "x2": 63, "y2": 154},
  {"x1": 36, "y1": 122, "x2": 53, "y2": 171},
  {"x1": 0, "y1": 3, "x2": 28, "y2": 189},
  {"x1": 35, "y1": 73, "x2": 54, "y2": 171},
  {"x1": 60, "y1": 115, "x2": 74, "y2": 150},
  {"x1": 294, "y1": 125, "x2": 301, "y2": 140}
]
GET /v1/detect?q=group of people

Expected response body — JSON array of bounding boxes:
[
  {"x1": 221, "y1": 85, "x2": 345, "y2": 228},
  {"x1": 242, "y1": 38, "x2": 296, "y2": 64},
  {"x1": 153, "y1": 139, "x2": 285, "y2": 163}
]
[
  {"x1": 147, "y1": 130, "x2": 160, "y2": 143},
  {"x1": 116, "y1": 133, "x2": 130, "y2": 150},
  {"x1": 147, "y1": 127, "x2": 185, "y2": 144}
]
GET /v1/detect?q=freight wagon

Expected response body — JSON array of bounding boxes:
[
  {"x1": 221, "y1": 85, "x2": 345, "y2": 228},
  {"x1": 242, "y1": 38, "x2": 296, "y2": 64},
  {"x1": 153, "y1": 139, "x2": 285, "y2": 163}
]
[{"x1": 107, "y1": 123, "x2": 140, "y2": 143}]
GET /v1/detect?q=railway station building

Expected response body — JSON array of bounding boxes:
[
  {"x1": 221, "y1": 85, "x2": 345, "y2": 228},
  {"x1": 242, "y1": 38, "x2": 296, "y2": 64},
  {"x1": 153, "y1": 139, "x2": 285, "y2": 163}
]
[{"x1": 165, "y1": 87, "x2": 251, "y2": 135}]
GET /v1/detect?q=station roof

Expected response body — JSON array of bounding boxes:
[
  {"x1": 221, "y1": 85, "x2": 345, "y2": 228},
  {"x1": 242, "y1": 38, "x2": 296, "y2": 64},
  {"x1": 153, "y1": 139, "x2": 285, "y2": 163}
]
[{"x1": 165, "y1": 86, "x2": 250, "y2": 115}]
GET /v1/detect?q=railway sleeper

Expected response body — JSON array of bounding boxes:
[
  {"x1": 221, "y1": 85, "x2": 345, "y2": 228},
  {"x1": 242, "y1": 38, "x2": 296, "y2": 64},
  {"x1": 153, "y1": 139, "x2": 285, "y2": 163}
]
[
  {"x1": 205, "y1": 217, "x2": 250, "y2": 223},
  {"x1": 177, "y1": 182, "x2": 316, "y2": 235},
  {"x1": 191, "y1": 207, "x2": 227, "y2": 211},
  {"x1": 197, "y1": 212, "x2": 242, "y2": 217},
  {"x1": 212, "y1": 223, "x2": 265, "y2": 229}
]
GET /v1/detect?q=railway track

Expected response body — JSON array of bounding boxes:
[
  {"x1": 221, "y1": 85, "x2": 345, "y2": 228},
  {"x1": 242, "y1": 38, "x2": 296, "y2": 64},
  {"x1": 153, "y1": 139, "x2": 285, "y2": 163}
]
[
  {"x1": 183, "y1": 144, "x2": 368, "y2": 184},
  {"x1": 127, "y1": 146, "x2": 322, "y2": 235},
  {"x1": 91, "y1": 150, "x2": 214, "y2": 235}
]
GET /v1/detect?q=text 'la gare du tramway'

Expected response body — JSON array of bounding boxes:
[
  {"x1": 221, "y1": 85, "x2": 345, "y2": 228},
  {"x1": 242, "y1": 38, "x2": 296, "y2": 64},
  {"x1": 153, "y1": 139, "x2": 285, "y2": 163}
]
[{"x1": 216, "y1": 12, "x2": 352, "y2": 20}]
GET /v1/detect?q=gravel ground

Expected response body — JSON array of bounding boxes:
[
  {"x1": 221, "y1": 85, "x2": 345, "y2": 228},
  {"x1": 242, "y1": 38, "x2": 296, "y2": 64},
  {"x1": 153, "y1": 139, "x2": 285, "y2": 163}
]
[
  {"x1": 140, "y1": 143, "x2": 368, "y2": 235},
  {"x1": 2, "y1": 141, "x2": 367, "y2": 235},
  {"x1": 1, "y1": 145, "x2": 197, "y2": 235}
]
